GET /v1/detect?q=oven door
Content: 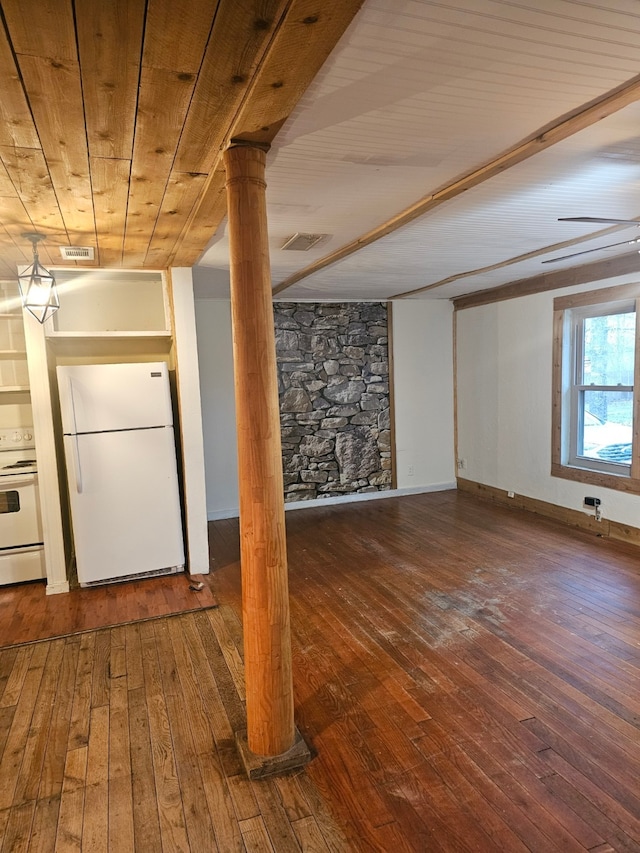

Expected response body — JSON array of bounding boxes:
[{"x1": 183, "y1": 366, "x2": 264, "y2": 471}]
[{"x1": 0, "y1": 472, "x2": 43, "y2": 550}]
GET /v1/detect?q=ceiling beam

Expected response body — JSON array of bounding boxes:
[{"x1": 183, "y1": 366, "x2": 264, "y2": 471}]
[
  {"x1": 271, "y1": 71, "x2": 640, "y2": 296},
  {"x1": 391, "y1": 223, "x2": 640, "y2": 299},
  {"x1": 452, "y1": 251, "x2": 640, "y2": 311}
]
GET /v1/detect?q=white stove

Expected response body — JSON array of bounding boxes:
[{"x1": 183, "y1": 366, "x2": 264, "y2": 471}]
[{"x1": 0, "y1": 427, "x2": 45, "y2": 585}]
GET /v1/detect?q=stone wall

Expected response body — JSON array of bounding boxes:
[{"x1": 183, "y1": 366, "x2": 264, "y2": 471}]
[{"x1": 274, "y1": 302, "x2": 392, "y2": 502}]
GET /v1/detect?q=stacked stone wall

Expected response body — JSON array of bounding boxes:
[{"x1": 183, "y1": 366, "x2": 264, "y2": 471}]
[{"x1": 274, "y1": 302, "x2": 392, "y2": 502}]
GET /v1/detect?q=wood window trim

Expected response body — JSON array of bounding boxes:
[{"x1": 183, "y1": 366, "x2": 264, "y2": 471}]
[
  {"x1": 551, "y1": 461, "x2": 640, "y2": 494},
  {"x1": 553, "y1": 281, "x2": 640, "y2": 312},
  {"x1": 552, "y1": 281, "x2": 640, "y2": 494}
]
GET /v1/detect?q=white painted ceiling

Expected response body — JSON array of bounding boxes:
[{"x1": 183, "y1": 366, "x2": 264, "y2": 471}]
[{"x1": 196, "y1": 0, "x2": 640, "y2": 301}]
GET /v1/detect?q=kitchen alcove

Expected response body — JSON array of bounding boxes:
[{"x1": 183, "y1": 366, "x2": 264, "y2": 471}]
[{"x1": 21, "y1": 267, "x2": 208, "y2": 594}]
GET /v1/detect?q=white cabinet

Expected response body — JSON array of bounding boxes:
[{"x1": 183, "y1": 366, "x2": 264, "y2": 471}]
[
  {"x1": 0, "y1": 283, "x2": 32, "y2": 432},
  {"x1": 45, "y1": 270, "x2": 173, "y2": 359}
]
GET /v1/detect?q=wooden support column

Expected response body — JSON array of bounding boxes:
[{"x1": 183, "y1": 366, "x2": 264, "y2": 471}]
[{"x1": 224, "y1": 142, "x2": 309, "y2": 776}]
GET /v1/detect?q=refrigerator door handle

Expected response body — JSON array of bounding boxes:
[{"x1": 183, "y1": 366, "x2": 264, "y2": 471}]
[
  {"x1": 71, "y1": 435, "x2": 83, "y2": 494},
  {"x1": 66, "y1": 378, "x2": 83, "y2": 493},
  {"x1": 67, "y1": 377, "x2": 80, "y2": 436}
]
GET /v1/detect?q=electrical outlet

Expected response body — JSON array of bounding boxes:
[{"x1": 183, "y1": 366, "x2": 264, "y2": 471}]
[
  {"x1": 407, "y1": 464, "x2": 414, "y2": 477},
  {"x1": 457, "y1": 458, "x2": 466, "y2": 470}
]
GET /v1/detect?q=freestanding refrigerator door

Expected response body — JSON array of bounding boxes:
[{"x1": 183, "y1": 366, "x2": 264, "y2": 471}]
[
  {"x1": 64, "y1": 427, "x2": 184, "y2": 585},
  {"x1": 57, "y1": 362, "x2": 174, "y2": 433}
]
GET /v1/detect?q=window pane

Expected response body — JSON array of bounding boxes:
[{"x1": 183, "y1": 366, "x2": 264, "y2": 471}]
[
  {"x1": 582, "y1": 311, "x2": 635, "y2": 386},
  {"x1": 581, "y1": 390, "x2": 633, "y2": 465}
]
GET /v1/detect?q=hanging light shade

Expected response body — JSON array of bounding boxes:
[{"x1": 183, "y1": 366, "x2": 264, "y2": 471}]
[{"x1": 18, "y1": 232, "x2": 59, "y2": 324}]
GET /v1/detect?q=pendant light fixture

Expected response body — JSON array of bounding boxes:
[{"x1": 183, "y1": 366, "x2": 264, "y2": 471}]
[{"x1": 18, "y1": 232, "x2": 59, "y2": 323}]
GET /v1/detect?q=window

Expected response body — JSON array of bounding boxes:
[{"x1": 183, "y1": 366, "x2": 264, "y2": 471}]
[{"x1": 553, "y1": 283, "x2": 640, "y2": 492}]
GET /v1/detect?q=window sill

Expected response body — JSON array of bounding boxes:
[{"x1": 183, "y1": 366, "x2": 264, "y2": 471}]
[{"x1": 551, "y1": 462, "x2": 640, "y2": 494}]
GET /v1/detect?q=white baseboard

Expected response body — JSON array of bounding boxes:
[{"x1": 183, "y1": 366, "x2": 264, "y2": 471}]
[
  {"x1": 208, "y1": 507, "x2": 240, "y2": 520},
  {"x1": 206, "y1": 481, "x2": 457, "y2": 521}
]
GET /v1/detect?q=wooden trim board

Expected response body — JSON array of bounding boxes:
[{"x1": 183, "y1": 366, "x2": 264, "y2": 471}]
[
  {"x1": 554, "y1": 280, "x2": 640, "y2": 311},
  {"x1": 452, "y1": 309, "x2": 459, "y2": 474},
  {"x1": 453, "y1": 252, "x2": 640, "y2": 311},
  {"x1": 457, "y1": 476, "x2": 640, "y2": 549},
  {"x1": 387, "y1": 301, "x2": 398, "y2": 490}
]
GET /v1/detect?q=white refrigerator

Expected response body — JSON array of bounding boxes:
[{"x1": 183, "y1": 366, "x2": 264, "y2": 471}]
[{"x1": 57, "y1": 362, "x2": 185, "y2": 586}]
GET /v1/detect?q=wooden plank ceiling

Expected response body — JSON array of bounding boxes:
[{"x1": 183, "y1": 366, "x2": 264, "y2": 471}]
[{"x1": 0, "y1": 0, "x2": 363, "y2": 277}]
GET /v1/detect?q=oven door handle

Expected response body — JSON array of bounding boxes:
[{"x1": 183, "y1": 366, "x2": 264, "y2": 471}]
[{"x1": 0, "y1": 473, "x2": 37, "y2": 488}]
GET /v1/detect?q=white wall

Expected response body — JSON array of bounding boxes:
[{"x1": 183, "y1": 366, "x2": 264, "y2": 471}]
[
  {"x1": 456, "y1": 275, "x2": 640, "y2": 527},
  {"x1": 194, "y1": 299, "x2": 239, "y2": 518},
  {"x1": 195, "y1": 292, "x2": 457, "y2": 518},
  {"x1": 392, "y1": 300, "x2": 456, "y2": 490}
]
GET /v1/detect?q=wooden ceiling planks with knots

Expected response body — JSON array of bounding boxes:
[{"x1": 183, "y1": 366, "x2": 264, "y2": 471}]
[
  {"x1": 0, "y1": 0, "x2": 363, "y2": 274},
  {"x1": 165, "y1": 0, "x2": 368, "y2": 267},
  {"x1": 140, "y1": 0, "x2": 294, "y2": 269}
]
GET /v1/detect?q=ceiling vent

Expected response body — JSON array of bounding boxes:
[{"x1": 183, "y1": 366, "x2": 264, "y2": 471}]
[
  {"x1": 281, "y1": 233, "x2": 329, "y2": 251},
  {"x1": 59, "y1": 246, "x2": 95, "y2": 260}
]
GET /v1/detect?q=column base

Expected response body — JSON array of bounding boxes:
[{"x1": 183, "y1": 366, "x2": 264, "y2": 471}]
[
  {"x1": 235, "y1": 727, "x2": 312, "y2": 779},
  {"x1": 46, "y1": 579, "x2": 70, "y2": 595}
]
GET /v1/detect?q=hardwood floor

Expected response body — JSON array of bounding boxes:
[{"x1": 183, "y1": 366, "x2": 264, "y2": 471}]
[
  {"x1": 0, "y1": 572, "x2": 218, "y2": 649},
  {"x1": 0, "y1": 608, "x2": 348, "y2": 852},
  {"x1": 212, "y1": 490, "x2": 640, "y2": 851},
  {"x1": 2, "y1": 489, "x2": 640, "y2": 851}
]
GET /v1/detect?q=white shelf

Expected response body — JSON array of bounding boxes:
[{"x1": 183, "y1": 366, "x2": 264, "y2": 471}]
[
  {"x1": 0, "y1": 289, "x2": 30, "y2": 403},
  {"x1": 46, "y1": 331, "x2": 173, "y2": 357},
  {"x1": 0, "y1": 385, "x2": 30, "y2": 393},
  {"x1": 47, "y1": 330, "x2": 171, "y2": 339}
]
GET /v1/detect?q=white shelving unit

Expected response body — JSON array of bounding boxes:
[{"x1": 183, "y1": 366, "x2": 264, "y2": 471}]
[
  {"x1": 45, "y1": 269, "x2": 173, "y2": 360},
  {"x1": 0, "y1": 284, "x2": 31, "y2": 424},
  {"x1": 0, "y1": 283, "x2": 46, "y2": 588}
]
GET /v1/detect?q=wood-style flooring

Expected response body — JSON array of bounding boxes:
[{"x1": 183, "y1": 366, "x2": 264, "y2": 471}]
[
  {"x1": 0, "y1": 607, "x2": 347, "y2": 852},
  {"x1": 213, "y1": 491, "x2": 640, "y2": 852},
  {"x1": 1, "y1": 489, "x2": 640, "y2": 851},
  {"x1": 0, "y1": 571, "x2": 218, "y2": 648}
]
